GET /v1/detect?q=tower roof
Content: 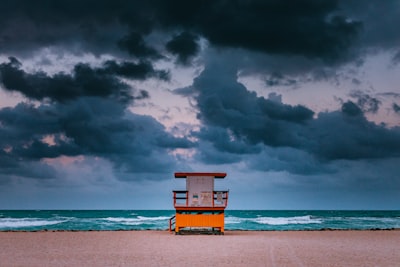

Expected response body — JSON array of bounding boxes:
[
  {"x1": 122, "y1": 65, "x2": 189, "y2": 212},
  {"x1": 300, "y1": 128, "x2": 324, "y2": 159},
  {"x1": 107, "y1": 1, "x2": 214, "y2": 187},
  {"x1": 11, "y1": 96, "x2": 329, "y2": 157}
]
[{"x1": 174, "y1": 172, "x2": 227, "y2": 178}]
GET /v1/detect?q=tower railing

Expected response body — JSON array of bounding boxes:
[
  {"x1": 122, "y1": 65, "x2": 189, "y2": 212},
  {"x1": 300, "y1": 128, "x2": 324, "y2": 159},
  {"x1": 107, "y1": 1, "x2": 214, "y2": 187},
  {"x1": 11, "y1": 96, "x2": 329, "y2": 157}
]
[
  {"x1": 169, "y1": 215, "x2": 176, "y2": 232},
  {"x1": 173, "y1": 190, "x2": 229, "y2": 208}
]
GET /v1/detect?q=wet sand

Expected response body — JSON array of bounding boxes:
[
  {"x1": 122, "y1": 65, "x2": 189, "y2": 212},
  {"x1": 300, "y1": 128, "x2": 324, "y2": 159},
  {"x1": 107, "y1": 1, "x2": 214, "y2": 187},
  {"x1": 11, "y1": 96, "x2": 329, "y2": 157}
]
[{"x1": 1, "y1": 230, "x2": 399, "y2": 266}]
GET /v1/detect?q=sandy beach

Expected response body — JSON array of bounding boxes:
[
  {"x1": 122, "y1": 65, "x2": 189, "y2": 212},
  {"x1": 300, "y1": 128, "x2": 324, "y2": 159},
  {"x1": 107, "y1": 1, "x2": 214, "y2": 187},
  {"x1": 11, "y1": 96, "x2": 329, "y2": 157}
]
[{"x1": 0, "y1": 230, "x2": 399, "y2": 267}]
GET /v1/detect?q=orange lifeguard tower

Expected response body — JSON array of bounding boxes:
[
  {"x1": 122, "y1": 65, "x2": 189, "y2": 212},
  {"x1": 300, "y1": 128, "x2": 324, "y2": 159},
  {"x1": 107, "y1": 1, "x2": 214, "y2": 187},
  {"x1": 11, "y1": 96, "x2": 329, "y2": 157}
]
[{"x1": 169, "y1": 172, "x2": 229, "y2": 235}]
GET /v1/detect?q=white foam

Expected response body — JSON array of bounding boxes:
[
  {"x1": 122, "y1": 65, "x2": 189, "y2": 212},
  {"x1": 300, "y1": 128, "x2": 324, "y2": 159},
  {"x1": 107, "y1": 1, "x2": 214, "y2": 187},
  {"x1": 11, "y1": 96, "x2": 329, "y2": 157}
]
[
  {"x1": 102, "y1": 218, "x2": 143, "y2": 225},
  {"x1": 104, "y1": 216, "x2": 170, "y2": 225},
  {"x1": 225, "y1": 216, "x2": 245, "y2": 224},
  {"x1": 253, "y1": 215, "x2": 322, "y2": 225},
  {"x1": 136, "y1": 216, "x2": 170, "y2": 221},
  {"x1": 224, "y1": 215, "x2": 323, "y2": 226},
  {"x1": 355, "y1": 217, "x2": 399, "y2": 222},
  {"x1": 0, "y1": 218, "x2": 66, "y2": 228}
]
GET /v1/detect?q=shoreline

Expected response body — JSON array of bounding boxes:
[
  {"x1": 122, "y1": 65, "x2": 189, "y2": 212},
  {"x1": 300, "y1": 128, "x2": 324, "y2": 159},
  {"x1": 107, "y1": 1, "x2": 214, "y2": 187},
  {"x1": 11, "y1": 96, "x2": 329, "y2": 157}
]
[
  {"x1": 1, "y1": 230, "x2": 399, "y2": 266},
  {"x1": 1, "y1": 227, "x2": 400, "y2": 232}
]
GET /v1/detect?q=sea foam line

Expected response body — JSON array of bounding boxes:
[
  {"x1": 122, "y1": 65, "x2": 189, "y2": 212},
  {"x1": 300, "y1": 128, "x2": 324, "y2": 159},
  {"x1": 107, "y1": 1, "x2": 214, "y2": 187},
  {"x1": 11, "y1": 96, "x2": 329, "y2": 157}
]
[
  {"x1": 103, "y1": 216, "x2": 170, "y2": 225},
  {"x1": 254, "y1": 215, "x2": 322, "y2": 225},
  {"x1": 0, "y1": 218, "x2": 67, "y2": 228},
  {"x1": 225, "y1": 215, "x2": 322, "y2": 225}
]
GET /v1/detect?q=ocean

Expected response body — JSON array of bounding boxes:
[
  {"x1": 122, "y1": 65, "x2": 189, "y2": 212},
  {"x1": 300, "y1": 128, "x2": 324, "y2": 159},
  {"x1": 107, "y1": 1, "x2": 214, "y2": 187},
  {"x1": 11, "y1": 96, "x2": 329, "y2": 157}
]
[{"x1": 1, "y1": 210, "x2": 399, "y2": 231}]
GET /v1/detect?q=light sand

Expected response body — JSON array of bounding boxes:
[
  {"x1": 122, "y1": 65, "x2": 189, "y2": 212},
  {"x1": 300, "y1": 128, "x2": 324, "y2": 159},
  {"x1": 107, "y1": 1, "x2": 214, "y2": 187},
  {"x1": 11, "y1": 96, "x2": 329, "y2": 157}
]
[{"x1": 0, "y1": 230, "x2": 399, "y2": 267}]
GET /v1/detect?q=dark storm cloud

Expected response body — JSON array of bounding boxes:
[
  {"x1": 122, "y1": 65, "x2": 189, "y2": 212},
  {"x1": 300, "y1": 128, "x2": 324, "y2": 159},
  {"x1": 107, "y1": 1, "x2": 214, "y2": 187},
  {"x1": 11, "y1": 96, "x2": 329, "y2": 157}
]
[
  {"x1": 0, "y1": 0, "x2": 399, "y2": 180},
  {"x1": 0, "y1": 55, "x2": 181, "y2": 179},
  {"x1": 308, "y1": 106, "x2": 400, "y2": 160},
  {"x1": 181, "y1": 64, "x2": 400, "y2": 173},
  {"x1": 0, "y1": 98, "x2": 194, "y2": 179},
  {"x1": 349, "y1": 90, "x2": 381, "y2": 114},
  {"x1": 166, "y1": 32, "x2": 200, "y2": 65},
  {"x1": 393, "y1": 103, "x2": 400, "y2": 114},
  {"x1": 341, "y1": 101, "x2": 363, "y2": 117},
  {"x1": 102, "y1": 60, "x2": 170, "y2": 81},
  {"x1": 156, "y1": 0, "x2": 361, "y2": 61},
  {"x1": 0, "y1": 0, "x2": 363, "y2": 62},
  {"x1": 0, "y1": 103, "x2": 79, "y2": 179},
  {"x1": 390, "y1": 50, "x2": 400, "y2": 66},
  {"x1": 265, "y1": 72, "x2": 297, "y2": 87},
  {"x1": 0, "y1": 57, "x2": 168, "y2": 103},
  {"x1": 0, "y1": 1, "x2": 122, "y2": 55},
  {"x1": 339, "y1": 0, "x2": 400, "y2": 49},
  {"x1": 0, "y1": 151, "x2": 57, "y2": 179},
  {"x1": 194, "y1": 126, "x2": 261, "y2": 158},
  {"x1": 0, "y1": 57, "x2": 126, "y2": 103},
  {"x1": 117, "y1": 31, "x2": 162, "y2": 59},
  {"x1": 190, "y1": 63, "x2": 314, "y2": 148},
  {"x1": 246, "y1": 146, "x2": 331, "y2": 175}
]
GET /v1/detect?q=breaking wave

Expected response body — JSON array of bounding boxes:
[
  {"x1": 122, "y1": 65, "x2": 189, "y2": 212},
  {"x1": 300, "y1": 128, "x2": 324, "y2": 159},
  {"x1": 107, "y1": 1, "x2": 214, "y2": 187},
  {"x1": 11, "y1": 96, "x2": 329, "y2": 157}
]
[
  {"x1": 0, "y1": 218, "x2": 67, "y2": 229},
  {"x1": 104, "y1": 216, "x2": 170, "y2": 225},
  {"x1": 254, "y1": 215, "x2": 322, "y2": 225},
  {"x1": 225, "y1": 215, "x2": 322, "y2": 226},
  {"x1": 1, "y1": 210, "x2": 399, "y2": 231}
]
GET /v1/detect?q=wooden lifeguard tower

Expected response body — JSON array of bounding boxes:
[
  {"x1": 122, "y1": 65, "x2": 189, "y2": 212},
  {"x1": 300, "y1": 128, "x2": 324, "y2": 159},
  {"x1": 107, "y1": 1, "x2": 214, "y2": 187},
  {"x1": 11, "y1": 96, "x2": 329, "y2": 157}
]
[{"x1": 169, "y1": 172, "x2": 229, "y2": 235}]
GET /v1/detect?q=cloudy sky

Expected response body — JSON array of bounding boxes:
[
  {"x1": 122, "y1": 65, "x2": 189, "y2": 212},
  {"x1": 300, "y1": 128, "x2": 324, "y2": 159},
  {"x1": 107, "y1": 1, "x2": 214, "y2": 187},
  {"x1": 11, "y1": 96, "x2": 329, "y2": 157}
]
[{"x1": 0, "y1": 0, "x2": 399, "y2": 210}]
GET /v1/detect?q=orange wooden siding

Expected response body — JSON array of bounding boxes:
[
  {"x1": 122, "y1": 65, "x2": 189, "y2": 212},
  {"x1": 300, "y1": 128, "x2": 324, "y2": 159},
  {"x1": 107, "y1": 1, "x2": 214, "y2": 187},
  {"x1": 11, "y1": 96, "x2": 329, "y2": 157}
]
[{"x1": 175, "y1": 213, "x2": 225, "y2": 232}]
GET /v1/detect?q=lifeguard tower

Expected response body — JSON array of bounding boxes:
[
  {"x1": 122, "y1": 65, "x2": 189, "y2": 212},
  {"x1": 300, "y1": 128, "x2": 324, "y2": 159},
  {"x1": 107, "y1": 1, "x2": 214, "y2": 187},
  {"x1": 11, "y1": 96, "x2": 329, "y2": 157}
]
[{"x1": 169, "y1": 172, "x2": 229, "y2": 235}]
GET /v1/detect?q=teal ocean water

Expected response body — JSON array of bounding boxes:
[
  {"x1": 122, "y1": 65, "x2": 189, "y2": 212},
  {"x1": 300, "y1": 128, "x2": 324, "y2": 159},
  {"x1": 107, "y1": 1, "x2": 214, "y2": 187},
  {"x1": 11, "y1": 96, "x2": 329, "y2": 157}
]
[{"x1": 1, "y1": 210, "x2": 399, "y2": 231}]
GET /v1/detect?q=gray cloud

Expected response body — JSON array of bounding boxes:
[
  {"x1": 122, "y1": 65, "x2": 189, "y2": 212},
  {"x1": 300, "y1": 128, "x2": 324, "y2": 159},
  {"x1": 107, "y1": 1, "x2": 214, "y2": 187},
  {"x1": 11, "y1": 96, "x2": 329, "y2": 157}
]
[
  {"x1": 0, "y1": 57, "x2": 126, "y2": 103},
  {"x1": 195, "y1": 126, "x2": 261, "y2": 155},
  {"x1": 349, "y1": 90, "x2": 381, "y2": 114},
  {"x1": 393, "y1": 103, "x2": 400, "y2": 114},
  {"x1": 0, "y1": 57, "x2": 168, "y2": 103},
  {"x1": 117, "y1": 31, "x2": 162, "y2": 59},
  {"x1": 180, "y1": 63, "x2": 400, "y2": 173},
  {"x1": 0, "y1": 0, "x2": 398, "y2": 209},
  {"x1": 339, "y1": 0, "x2": 400, "y2": 49},
  {"x1": 308, "y1": 107, "x2": 400, "y2": 160},
  {"x1": 0, "y1": 0, "x2": 395, "y2": 90},
  {"x1": 265, "y1": 72, "x2": 297, "y2": 87},
  {"x1": 0, "y1": 0, "x2": 364, "y2": 62},
  {"x1": 166, "y1": 32, "x2": 200, "y2": 65},
  {"x1": 190, "y1": 62, "x2": 314, "y2": 148},
  {"x1": 246, "y1": 147, "x2": 332, "y2": 175},
  {"x1": 1, "y1": 0, "x2": 399, "y2": 180},
  {"x1": 157, "y1": 1, "x2": 361, "y2": 61},
  {"x1": 392, "y1": 50, "x2": 400, "y2": 65},
  {"x1": 0, "y1": 98, "x2": 194, "y2": 179}
]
